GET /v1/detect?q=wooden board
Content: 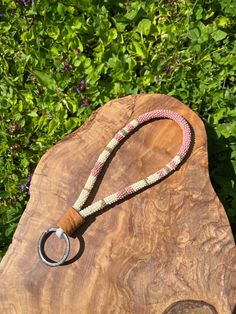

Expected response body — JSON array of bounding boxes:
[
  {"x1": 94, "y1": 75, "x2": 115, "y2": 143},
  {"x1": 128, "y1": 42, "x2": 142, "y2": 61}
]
[{"x1": 0, "y1": 94, "x2": 235, "y2": 314}]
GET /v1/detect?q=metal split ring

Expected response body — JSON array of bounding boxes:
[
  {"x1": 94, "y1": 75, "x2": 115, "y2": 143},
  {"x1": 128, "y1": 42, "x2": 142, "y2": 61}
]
[{"x1": 38, "y1": 227, "x2": 70, "y2": 267}]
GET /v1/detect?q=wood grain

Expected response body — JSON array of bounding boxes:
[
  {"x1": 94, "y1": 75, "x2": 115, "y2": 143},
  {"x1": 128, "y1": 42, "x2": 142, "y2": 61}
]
[{"x1": 0, "y1": 94, "x2": 235, "y2": 314}]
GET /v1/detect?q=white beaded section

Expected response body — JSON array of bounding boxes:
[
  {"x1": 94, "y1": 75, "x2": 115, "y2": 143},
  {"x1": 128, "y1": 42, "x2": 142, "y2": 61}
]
[
  {"x1": 118, "y1": 130, "x2": 126, "y2": 138},
  {"x1": 84, "y1": 176, "x2": 96, "y2": 189},
  {"x1": 130, "y1": 119, "x2": 139, "y2": 128},
  {"x1": 131, "y1": 179, "x2": 147, "y2": 192},
  {"x1": 173, "y1": 155, "x2": 182, "y2": 165},
  {"x1": 79, "y1": 189, "x2": 90, "y2": 200},
  {"x1": 98, "y1": 150, "x2": 110, "y2": 163},
  {"x1": 107, "y1": 138, "x2": 118, "y2": 149},
  {"x1": 80, "y1": 200, "x2": 104, "y2": 217},
  {"x1": 73, "y1": 190, "x2": 89, "y2": 209},
  {"x1": 147, "y1": 173, "x2": 160, "y2": 184},
  {"x1": 122, "y1": 126, "x2": 129, "y2": 133},
  {"x1": 104, "y1": 193, "x2": 117, "y2": 205},
  {"x1": 73, "y1": 176, "x2": 97, "y2": 209}
]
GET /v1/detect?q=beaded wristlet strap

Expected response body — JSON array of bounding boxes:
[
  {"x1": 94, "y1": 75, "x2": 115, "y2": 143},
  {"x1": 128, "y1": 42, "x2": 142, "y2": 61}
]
[{"x1": 38, "y1": 109, "x2": 192, "y2": 267}]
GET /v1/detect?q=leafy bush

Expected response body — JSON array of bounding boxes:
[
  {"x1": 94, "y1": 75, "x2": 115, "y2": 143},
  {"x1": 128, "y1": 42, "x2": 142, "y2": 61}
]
[{"x1": 0, "y1": 0, "x2": 235, "y2": 259}]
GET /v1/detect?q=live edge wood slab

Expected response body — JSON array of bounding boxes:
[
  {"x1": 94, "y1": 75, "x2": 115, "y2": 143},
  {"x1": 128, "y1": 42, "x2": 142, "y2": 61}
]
[{"x1": 0, "y1": 94, "x2": 235, "y2": 314}]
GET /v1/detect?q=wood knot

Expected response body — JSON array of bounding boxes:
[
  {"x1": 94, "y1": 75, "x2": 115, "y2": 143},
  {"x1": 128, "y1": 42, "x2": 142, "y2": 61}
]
[{"x1": 162, "y1": 300, "x2": 218, "y2": 314}]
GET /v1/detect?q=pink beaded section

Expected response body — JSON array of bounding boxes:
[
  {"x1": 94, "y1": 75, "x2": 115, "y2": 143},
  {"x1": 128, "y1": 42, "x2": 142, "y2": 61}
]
[{"x1": 72, "y1": 109, "x2": 192, "y2": 218}]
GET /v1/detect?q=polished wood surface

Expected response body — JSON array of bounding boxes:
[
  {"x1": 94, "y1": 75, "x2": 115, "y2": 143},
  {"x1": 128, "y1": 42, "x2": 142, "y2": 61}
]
[{"x1": 0, "y1": 94, "x2": 235, "y2": 313}]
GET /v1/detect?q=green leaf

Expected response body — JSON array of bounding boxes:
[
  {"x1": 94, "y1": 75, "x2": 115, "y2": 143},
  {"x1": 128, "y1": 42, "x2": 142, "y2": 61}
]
[
  {"x1": 188, "y1": 28, "x2": 200, "y2": 41},
  {"x1": 124, "y1": 8, "x2": 139, "y2": 20},
  {"x1": 213, "y1": 108, "x2": 228, "y2": 124},
  {"x1": 3, "y1": 75, "x2": 14, "y2": 87},
  {"x1": 133, "y1": 41, "x2": 145, "y2": 58},
  {"x1": 217, "y1": 16, "x2": 230, "y2": 28},
  {"x1": 71, "y1": 18, "x2": 82, "y2": 30},
  {"x1": 5, "y1": 224, "x2": 16, "y2": 237},
  {"x1": 107, "y1": 29, "x2": 118, "y2": 43},
  {"x1": 34, "y1": 71, "x2": 57, "y2": 91},
  {"x1": 21, "y1": 158, "x2": 29, "y2": 168},
  {"x1": 211, "y1": 30, "x2": 227, "y2": 41},
  {"x1": 195, "y1": 6, "x2": 203, "y2": 20},
  {"x1": 28, "y1": 109, "x2": 38, "y2": 117},
  {"x1": 25, "y1": 9, "x2": 38, "y2": 16},
  {"x1": 14, "y1": 113, "x2": 22, "y2": 121},
  {"x1": 136, "y1": 19, "x2": 152, "y2": 36},
  {"x1": 18, "y1": 101, "x2": 24, "y2": 113},
  {"x1": 190, "y1": 44, "x2": 201, "y2": 53},
  {"x1": 51, "y1": 46, "x2": 59, "y2": 56},
  {"x1": 197, "y1": 21, "x2": 209, "y2": 43},
  {"x1": 57, "y1": 3, "x2": 65, "y2": 16},
  {"x1": 64, "y1": 100, "x2": 77, "y2": 113},
  {"x1": 48, "y1": 119, "x2": 59, "y2": 135},
  {"x1": 35, "y1": 115, "x2": 47, "y2": 131},
  {"x1": 47, "y1": 26, "x2": 60, "y2": 40},
  {"x1": 116, "y1": 22, "x2": 127, "y2": 32},
  {"x1": 65, "y1": 117, "x2": 80, "y2": 131},
  {"x1": 0, "y1": 22, "x2": 11, "y2": 33}
]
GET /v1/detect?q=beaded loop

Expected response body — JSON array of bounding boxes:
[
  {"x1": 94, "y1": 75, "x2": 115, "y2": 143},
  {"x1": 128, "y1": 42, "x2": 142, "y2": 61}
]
[
  {"x1": 38, "y1": 109, "x2": 192, "y2": 267},
  {"x1": 73, "y1": 109, "x2": 191, "y2": 218}
]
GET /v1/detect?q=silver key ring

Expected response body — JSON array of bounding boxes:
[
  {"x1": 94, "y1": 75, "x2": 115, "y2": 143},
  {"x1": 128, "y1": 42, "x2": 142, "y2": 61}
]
[{"x1": 38, "y1": 227, "x2": 70, "y2": 267}]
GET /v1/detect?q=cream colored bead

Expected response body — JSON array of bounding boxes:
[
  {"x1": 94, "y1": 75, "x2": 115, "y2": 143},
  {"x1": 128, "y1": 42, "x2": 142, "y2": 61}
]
[
  {"x1": 118, "y1": 128, "x2": 127, "y2": 138},
  {"x1": 80, "y1": 200, "x2": 103, "y2": 217},
  {"x1": 122, "y1": 126, "x2": 129, "y2": 134},
  {"x1": 131, "y1": 179, "x2": 146, "y2": 192},
  {"x1": 98, "y1": 150, "x2": 110, "y2": 162},
  {"x1": 173, "y1": 154, "x2": 182, "y2": 164},
  {"x1": 107, "y1": 138, "x2": 118, "y2": 149},
  {"x1": 73, "y1": 190, "x2": 90, "y2": 209},
  {"x1": 104, "y1": 194, "x2": 117, "y2": 204},
  {"x1": 85, "y1": 176, "x2": 96, "y2": 189},
  {"x1": 147, "y1": 173, "x2": 160, "y2": 184},
  {"x1": 130, "y1": 119, "x2": 139, "y2": 128}
]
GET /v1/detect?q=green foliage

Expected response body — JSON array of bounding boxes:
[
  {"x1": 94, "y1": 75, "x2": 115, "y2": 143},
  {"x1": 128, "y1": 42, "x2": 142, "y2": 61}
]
[{"x1": 0, "y1": 0, "x2": 235, "y2": 259}]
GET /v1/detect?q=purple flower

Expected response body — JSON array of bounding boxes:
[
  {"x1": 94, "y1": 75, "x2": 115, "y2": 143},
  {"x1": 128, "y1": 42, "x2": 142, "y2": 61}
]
[
  {"x1": 21, "y1": 0, "x2": 31, "y2": 5},
  {"x1": 164, "y1": 66, "x2": 171, "y2": 73},
  {"x1": 76, "y1": 80, "x2": 86, "y2": 93},
  {"x1": 80, "y1": 97, "x2": 91, "y2": 107},
  {"x1": 15, "y1": 0, "x2": 31, "y2": 6},
  {"x1": 27, "y1": 176, "x2": 32, "y2": 182},
  {"x1": 19, "y1": 183, "x2": 29, "y2": 190},
  {"x1": 62, "y1": 61, "x2": 73, "y2": 72},
  {"x1": 0, "y1": 13, "x2": 3, "y2": 19},
  {"x1": 76, "y1": 86, "x2": 81, "y2": 93}
]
